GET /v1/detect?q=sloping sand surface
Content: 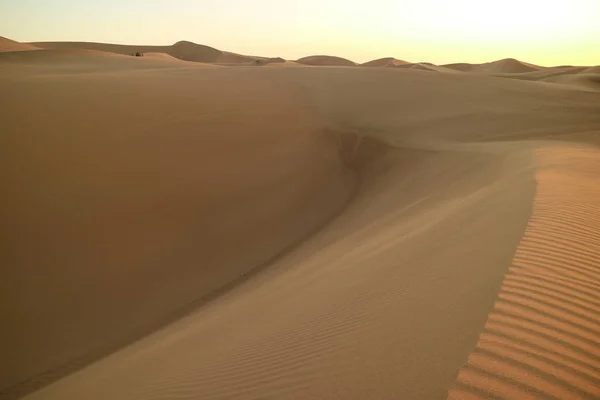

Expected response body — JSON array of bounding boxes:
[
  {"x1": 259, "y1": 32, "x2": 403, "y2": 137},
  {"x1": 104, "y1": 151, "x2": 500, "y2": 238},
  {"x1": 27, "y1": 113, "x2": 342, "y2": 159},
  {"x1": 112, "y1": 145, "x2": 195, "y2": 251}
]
[
  {"x1": 395, "y1": 62, "x2": 442, "y2": 72},
  {"x1": 542, "y1": 73, "x2": 600, "y2": 92},
  {"x1": 1, "y1": 65, "x2": 354, "y2": 397},
  {"x1": 141, "y1": 52, "x2": 189, "y2": 62},
  {"x1": 30, "y1": 40, "x2": 257, "y2": 64},
  {"x1": 493, "y1": 66, "x2": 600, "y2": 91},
  {"x1": 448, "y1": 143, "x2": 600, "y2": 399},
  {"x1": 362, "y1": 57, "x2": 409, "y2": 67},
  {"x1": 296, "y1": 55, "x2": 356, "y2": 66},
  {"x1": 444, "y1": 58, "x2": 540, "y2": 74},
  {"x1": 2, "y1": 51, "x2": 600, "y2": 400},
  {"x1": 0, "y1": 37, "x2": 39, "y2": 52},
  {"x1": 264, "y1": 60, "x2": 302, "y2": 67},
  {"x1": 0, "y1": 48, "x2": 215, "y2": 76},
  {"x1": 584, "y1": 66, "x2": 600, "y2": 74},
  {"x1": 496, "y1": 66, "x2": 589, "y2": 82}
]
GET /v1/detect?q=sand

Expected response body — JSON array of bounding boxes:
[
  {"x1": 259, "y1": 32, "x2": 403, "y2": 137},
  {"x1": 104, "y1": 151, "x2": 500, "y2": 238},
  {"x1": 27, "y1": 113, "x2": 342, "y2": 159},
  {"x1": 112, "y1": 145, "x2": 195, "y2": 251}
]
[
  {"x1": 444, "y1": 58, "x2": 540, "y2": 74},
  {"x1": 29, "y1": 40, "x2": 259, "y2": 64},
  {"x1": 362, "y1": 57, "x2": 409, "y2": 67},
  {"x1": 296, "y1": 55, "x2": 357, "y2": 66},
  {"x1": 448, "y1": 144, "x2": 600, "y2": 399},
  {"x1": 2, "y1": 38, "x2": 600, "y2": 400},
  {"x1": 0, "y1": 37, "x2": 40, "y2": 52}
]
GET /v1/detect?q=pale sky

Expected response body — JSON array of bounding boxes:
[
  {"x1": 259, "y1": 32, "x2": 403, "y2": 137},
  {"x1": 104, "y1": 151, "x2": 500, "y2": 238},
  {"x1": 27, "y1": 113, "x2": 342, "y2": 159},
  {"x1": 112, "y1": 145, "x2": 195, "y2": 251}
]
[{"x1": 1, "y1": 0, "x2": 599, "y2": 66}]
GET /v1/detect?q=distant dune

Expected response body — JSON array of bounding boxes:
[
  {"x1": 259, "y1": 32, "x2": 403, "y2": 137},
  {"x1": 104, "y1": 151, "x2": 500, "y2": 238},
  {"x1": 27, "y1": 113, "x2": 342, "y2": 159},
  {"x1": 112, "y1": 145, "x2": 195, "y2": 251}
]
[
  {"x1": 140, "y1": 52, "x2": 188, "y2": 62},
  {"x1": 0, "y1": 36, "x2": 39, "y2": 52},
  {"x1": 488, "y1": 66, "x2": 600, "y2": 91},
  {"x1": 442, "y1": 62, "x2": 476, "y2": 72},
  {"x1": 264, "y1": 60, "x2": 302, "y2": 67},
  {"x1": 0, "y1": 48, "x2": 216, "y2": 75},
  {"x1": 542, "y1": 72, "x2": 600, "y2": 91},
  {"x1": 444, "y1": 58, "x2": 541, "y2": 74},
  {"x1": 362, "y1": 57, "x2": 409, "y2": 67},
  {"x1": 585, "y1": 65, "x2": 600, "y2": 74},
  {"x1": 396, "y1": 62, "x2": 439, "y2": 72},
  {"x1": 29, "y1": 40, "x2": 258, "y2": 64},
  {"x1": 296, "y1": 55, "x2": 356, "y2": 66}
]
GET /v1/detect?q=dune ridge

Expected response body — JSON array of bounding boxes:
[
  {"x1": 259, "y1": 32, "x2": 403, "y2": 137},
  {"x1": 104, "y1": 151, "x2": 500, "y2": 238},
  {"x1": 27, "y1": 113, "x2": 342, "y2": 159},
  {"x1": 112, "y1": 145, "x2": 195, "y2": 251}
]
[
  {"x1": 29, "y1": 40, "x2": 259, "y2": 64},
  {"x1": 448, "y1": 143, "x2": 600, "y2": 400},
  {"x1": 0, "y1": 36, "x2": 39, "y2": 52},
  {"x1": 444, "y1": 58, "x2": 541, "y2": 74},
  {"x1": 361, "y1": 57, "x2": 409, "y2": 67},
  {"x1": 296, "y1": 55, "x2": 357, "y2": 66}
]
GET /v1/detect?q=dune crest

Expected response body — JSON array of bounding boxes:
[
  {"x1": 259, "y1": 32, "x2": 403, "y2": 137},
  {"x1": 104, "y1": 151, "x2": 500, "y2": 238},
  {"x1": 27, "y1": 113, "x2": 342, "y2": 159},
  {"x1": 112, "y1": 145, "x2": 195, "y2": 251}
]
[
  {"x1": 444, "y1": 58, "x2": 540, "y2": 73},
  {"x1": 448, "y1": 144, "x2": 600, "y2": 400},
  {"x1": 29, "y1": 40, "x2": 260, "y2": 64},
  {"x1": 361, "y1": 57, "x2": 409, "y2": 67},
  {"x1": 296, "y1": 55, "x2": 356, "y2": 66},
  {"x1": 0, "y1": 36, "x2": 39, "y2": 52}
]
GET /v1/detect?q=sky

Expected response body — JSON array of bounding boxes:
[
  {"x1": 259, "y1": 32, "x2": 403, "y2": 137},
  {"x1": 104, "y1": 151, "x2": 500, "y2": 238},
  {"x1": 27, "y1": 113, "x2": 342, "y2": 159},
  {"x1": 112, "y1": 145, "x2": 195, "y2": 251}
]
[{"x1": 1, "y1": 0, "x2": 599, "y2": 66}]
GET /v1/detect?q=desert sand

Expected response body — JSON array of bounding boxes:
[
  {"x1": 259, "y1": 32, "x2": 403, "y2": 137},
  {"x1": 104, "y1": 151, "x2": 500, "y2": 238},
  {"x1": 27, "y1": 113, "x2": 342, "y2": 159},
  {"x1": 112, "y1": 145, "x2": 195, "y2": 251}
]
[
  {"x1": 0, "y1": 37, "x2": 39, "y2": 53},
  {"x1": 1, "y1": 38, "x2": 600, "y2": 400},
  {"x1": 296, "y1": 55, "x2": 357, "y2": 66},
  {"x1": 361, "y1": 57, "x2": 409, "y2": 67}
]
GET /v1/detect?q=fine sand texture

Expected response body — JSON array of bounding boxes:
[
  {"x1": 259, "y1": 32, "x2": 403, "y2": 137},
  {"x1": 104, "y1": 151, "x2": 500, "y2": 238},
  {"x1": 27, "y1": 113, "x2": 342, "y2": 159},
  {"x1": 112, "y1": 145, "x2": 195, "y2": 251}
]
[
  {"x1": 2, "y1": 39, "x2": 600, "y2": 400},
  {"x1": 448, "y1": 144, "x2": 600, "y2": 399}
]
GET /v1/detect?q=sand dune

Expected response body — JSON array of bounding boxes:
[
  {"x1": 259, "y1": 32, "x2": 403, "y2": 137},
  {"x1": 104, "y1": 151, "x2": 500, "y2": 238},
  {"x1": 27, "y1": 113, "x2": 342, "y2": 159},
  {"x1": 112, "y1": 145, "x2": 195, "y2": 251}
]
[
  {"x1": 0, "y1": 37, "x2": 39, "y2": 52},
  {"x1": 330, "y1": 56, "x2": 452, "y2": 72},
  {"x1": 2, "y1": 41, "x2": 600, "y2": 400},
  {"x1": 491, "y1": 65, "x2": 600, "y2": 91},
  {"x1": 448, "y1": 144, "x2": 600, "y2": 400},
  {"x1": 264, "y1": 60, "x2": 302, "y2": 67},
  {"x1": 0, "y1": 48, "x2": 213, "y2": 75},
  {"x1": 444, "y1": 58, "x2": 541, "y2": 74},
  {"x1": 442, "y1": 62, "x2": 477, "y2": 72},
  {"x1": 392, "y1": 62, "x2": 441, "y2": 72},
  {"x1": 361, "y1": 57, "x2": 409, "y2": 67},
  {"x1": 542, "y1": 73, "x2": 600, "y2": 91},
  {"x1": 584, "y1": 66, "x2": 600, "y2": 74},
  {"x1": 497, "y1": 66, "x2": 589, "y2": 81},
  {"x1": 139, "y1": 52, "x2": 189, "y2": 62},
  {"x1": 1, "y1": 64, "x2": 354, "y2": 397},
  {"x1": 29, "y1": 40, "x2": 258, "y2": 64},
  {"x1": 296, "y1": 55, "x2": 356, "y2": 66}
]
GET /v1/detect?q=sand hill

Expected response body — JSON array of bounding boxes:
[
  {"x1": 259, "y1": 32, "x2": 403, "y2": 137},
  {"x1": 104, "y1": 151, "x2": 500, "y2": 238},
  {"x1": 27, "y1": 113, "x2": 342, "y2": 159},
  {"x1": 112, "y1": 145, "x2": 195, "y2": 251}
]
[
  {"x1": 296, "y1": 55, "x2": 356, "y2": 66},
  {"x1": 585, "y1": 65, "x2": 600, "y2": 74},
  {"x1": 396, "y1": 62, "x2": 440, "y2": 72},
  {"x1": 2, "y1": 36, "x2": 600, "y2": 400},
  {"x1": 0, "y1": 48, "x2": 215, "y2": 76},
  {"x1": 29, "y1": 40, "x2": 258, "y2": 64},
  {"x1": 444, "y1": 58, "x2": 541, "y2": 74},
  {"x1": 362, "y1": 57, "x2": 409, "y2": 67},
  {"x1": 0, "y1": 36, "x2": 39, "y2": 52},
  {"x1": 542, "y1": 72, "x2": 600, "y2": 91},
  {"x1": 488, "y1": 66, "x2": 600, "y2": 92}
]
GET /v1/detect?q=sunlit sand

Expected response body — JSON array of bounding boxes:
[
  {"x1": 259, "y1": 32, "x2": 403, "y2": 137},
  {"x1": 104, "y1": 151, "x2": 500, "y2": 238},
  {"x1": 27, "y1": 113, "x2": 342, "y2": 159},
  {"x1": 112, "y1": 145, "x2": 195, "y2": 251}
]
[{"x1": 2, "y1": 36, "x2": 599, "y2": 400}]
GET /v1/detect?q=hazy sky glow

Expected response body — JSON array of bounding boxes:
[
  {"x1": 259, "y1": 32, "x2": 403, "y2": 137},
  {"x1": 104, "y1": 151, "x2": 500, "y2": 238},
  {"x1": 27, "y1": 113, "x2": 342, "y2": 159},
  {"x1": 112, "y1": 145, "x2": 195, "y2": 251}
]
[{"x1": 2, "y1": 0, "x2": 599, "y2": 65}]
